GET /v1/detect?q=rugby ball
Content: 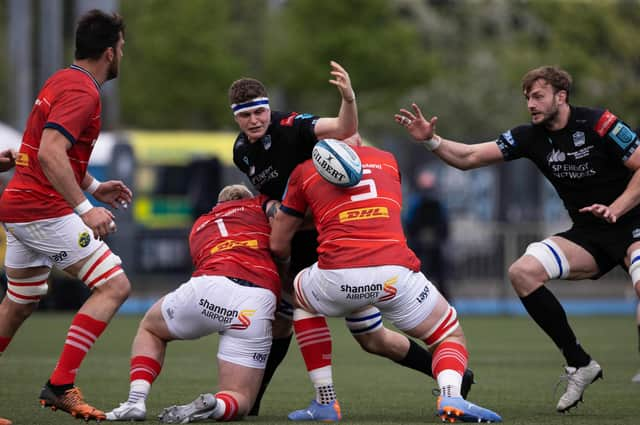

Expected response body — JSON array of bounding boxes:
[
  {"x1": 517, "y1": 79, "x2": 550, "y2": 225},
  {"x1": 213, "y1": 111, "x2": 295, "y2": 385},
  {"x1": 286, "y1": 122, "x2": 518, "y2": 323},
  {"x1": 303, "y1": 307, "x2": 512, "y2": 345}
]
[{"x1": 312, "y1": 139, "x2": 362, "y2": 187}]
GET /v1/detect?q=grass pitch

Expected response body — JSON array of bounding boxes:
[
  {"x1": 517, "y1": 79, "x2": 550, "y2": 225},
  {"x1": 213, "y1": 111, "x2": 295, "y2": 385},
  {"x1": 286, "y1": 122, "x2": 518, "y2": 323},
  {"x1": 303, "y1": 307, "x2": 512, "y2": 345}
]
[{"x1": 1, "y1": 313, "x2": 639, "y2": 424}]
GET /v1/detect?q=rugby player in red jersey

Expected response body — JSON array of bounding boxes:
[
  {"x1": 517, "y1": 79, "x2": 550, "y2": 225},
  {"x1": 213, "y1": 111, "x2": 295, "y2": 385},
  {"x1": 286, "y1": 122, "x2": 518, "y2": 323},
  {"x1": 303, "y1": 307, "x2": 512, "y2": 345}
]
[
  {"x1": 230, "y1": 64, "x2": 475, "y2": 418},
  {"x1": 0, "y1": 10, "x2": 130, "y2": 421},
  {"x1": 105, "y1": 185, "x2": 281, "y2": 422},
  {"x1": 271, "y1": 146, "x2": 501, "y2": 423}
]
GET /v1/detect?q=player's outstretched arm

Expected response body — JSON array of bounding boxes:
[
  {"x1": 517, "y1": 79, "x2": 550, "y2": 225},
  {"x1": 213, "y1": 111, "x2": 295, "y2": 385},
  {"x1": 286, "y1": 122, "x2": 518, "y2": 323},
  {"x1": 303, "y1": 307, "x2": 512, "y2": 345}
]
[
  {"x1": 314, "y1": 61, "x2": 358, "y2": 141},
  {"x1": 395, "y1": 102, "x2": 504, "y2": 170}
]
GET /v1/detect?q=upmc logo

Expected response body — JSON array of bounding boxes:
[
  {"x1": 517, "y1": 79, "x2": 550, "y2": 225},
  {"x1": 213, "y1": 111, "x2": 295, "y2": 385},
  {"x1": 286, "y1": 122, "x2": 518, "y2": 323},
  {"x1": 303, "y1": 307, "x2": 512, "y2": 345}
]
[
  {"x1": 339, "y1": 206, "x2": 389, "y2": 223},
  {"x1": 230, "y1": 309, "x2": 256, "y2": 330},
  {"x1": 378, "y1": 276, "x2": 398, "y2": 302}
]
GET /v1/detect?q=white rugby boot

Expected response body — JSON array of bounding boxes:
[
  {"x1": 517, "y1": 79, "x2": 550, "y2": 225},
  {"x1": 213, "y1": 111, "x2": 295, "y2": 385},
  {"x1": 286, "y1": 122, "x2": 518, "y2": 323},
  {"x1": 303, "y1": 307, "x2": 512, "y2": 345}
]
[
  {"x1": 556, "y1": 359, "x2": 603, "y2": 412},
  {"x1": 159, "y1": 393, "x2": 217, "y2": 423},
  {"x1": 106, "y1": 400, "x2": 146, "y2": 421}
]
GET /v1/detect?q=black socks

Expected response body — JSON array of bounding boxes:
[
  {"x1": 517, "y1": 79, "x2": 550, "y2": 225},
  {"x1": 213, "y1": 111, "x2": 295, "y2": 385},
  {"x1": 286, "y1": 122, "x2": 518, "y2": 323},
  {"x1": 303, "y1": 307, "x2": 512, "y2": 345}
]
[{"x1": 520, "y1": 286, "x2": 590, "y2": 368}]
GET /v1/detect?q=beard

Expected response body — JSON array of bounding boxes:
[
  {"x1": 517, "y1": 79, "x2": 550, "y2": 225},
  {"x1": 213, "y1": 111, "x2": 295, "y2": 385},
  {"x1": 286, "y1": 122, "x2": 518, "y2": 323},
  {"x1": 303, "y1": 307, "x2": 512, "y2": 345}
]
[
  {"x1": 532, "y1": 100, "x2": 559, "y2": 128},
  {"x1": 106, "y1": 59, "x2": 119, "y2": 81}
]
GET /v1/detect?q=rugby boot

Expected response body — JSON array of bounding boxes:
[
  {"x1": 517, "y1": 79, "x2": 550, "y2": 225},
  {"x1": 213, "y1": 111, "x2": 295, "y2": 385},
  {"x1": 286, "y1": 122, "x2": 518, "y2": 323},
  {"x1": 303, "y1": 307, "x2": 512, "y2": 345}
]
[
  {"x1": 632, "y1": 369, "x2": 640, "y2": 383},
  {"x1": 556, "y1": 359, "x2": 603, "y2": 412},
  {"x1": 0, "y1": 417, "x2": 12, "y2": 425},
  {"x1": 288, "y1": 399, "x2": 342, "y2": 421},
  {"x1": 39, "y1": 382, "x2": 106, "y2": 421},
  {"x1": 159, "y1": 393, "x2": 217, "y2": 423},
  {"x1": 106, "y1": 400, "x2": 146, "y2": 421},
  {"x1": 437, "y1": 396, "x2": 502, "y2": 423}
]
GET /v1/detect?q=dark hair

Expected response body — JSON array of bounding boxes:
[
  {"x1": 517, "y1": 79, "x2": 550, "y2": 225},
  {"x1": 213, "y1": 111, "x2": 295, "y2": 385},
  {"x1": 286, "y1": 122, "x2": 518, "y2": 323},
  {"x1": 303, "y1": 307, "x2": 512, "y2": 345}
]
[
  {"x1": 522, "y1": 66, "x2": 572, "y2": 100},
  {"x1": 228, "y1": 78, "x2": 268, "y2": 105},
  {"x1": 75, "y1": 9, "x2": 125, "y2": 60}
]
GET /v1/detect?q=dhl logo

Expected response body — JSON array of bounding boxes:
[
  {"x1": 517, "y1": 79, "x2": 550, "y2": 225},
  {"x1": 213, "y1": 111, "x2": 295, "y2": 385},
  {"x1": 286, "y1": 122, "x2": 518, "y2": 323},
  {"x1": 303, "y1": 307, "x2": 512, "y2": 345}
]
[
  {"x1": 210, "y1": 239, "x2": 258, "y2": 254},
  {"x1": 230, "y1": 309, "x2": 256, "y2": 330},
  {"x1": 16, "y1": 153, "x2": 28, "y2": 167},
  {"x1": 339, "y1": 206, "x2": 389, "y2": 223},
  {"x1": 378, "y1": 276, "x2": 398, "y2": 302}
]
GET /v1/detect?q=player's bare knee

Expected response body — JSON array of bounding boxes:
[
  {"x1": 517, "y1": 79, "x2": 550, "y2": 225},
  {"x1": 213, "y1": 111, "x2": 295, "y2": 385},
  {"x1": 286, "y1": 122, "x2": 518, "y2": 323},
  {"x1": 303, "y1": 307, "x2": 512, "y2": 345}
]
[
  {"x1": 94, "y1": 274, "x2": 131, "y2": 304},
  {"x1": 0, "y1": 296, "x2": 38, "y2": 323},
  {"x1": 508, "y1": 261, "x2": 530, "y2": 288}
]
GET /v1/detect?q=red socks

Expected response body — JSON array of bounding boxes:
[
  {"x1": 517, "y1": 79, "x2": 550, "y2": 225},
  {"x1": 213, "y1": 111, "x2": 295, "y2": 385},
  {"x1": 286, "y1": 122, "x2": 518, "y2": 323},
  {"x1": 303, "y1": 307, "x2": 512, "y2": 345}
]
[
  {"x1": 432, "y1": 341, "x2": 467, "y2": 377},
  {"x1": 49, "y1": 313, "x2": 107, "y2": 385},
  {"x1": 130, "y1": 355, "x2": 162, "y2": 384},
  {"x1": 294, "y1": 316, "x2": 332, "y2": 372},
  {"x1": 215, "y1": 392, "x2": 239, "y2": 421}
]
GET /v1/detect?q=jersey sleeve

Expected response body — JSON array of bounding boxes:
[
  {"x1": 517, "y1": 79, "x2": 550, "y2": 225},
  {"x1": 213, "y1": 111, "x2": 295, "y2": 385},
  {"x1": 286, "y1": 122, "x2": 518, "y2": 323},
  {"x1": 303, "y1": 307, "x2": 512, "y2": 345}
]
[
  {"x1": 288, "y1": 112, "x2": 320, "y2": 154},
  {"x1": 495, "y1": 125, "x2": 531, "y2": 161},
  {"x1": 44, "y1": 88, "x2": 98, "y2": 145},
  {"x1": 593, "y1": 110, "x2": 639, "y2": 162},
  {"x1": 279, "y1": 164, "x2": 307, "y2": 218}
]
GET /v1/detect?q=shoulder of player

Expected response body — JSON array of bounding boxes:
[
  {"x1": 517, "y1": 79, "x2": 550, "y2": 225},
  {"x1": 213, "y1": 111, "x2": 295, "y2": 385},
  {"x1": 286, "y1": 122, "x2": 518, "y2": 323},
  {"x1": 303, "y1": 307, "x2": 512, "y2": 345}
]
[
  {"x1": 570, "y1": 105, "x2": 607, "y2": 126},
  {"x1": 572, "y1": 105, "x2": 625, "y2": 138},
  {"x1": 271, "y1": 110, "x2": 318, "y2": 129},
  {"x1": 48, "y1": 70, "x2": 100, "y2": 102},
  {"x1": 58, "y1": 68, "x2": 100, "y2": 93}
]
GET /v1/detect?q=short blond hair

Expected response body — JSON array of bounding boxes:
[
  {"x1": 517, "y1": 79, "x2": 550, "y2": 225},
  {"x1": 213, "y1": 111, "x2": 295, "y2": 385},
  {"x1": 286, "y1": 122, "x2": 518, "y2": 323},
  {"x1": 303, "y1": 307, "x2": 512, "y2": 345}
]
[{"x1": 217, "y1": 184, "x2": 253, "y2": 203}]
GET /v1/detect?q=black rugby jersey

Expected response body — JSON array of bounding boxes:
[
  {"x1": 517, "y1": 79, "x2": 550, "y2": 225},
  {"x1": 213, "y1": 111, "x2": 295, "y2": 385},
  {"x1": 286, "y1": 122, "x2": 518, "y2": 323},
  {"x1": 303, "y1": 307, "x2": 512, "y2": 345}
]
[
  {"x1": 233, "y1": 110, "x2": 319, "y2": 199},
  {"x1": 496, "y1": 106, "x2": 639, "y2": 224}
]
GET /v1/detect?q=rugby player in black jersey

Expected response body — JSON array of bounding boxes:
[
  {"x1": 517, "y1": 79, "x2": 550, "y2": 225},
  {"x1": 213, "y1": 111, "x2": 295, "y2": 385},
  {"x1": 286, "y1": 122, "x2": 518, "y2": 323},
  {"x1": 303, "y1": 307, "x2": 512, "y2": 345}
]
[
  {"x1": 397, "y1": 65, "x2": 640, "y2": 413},
  {"x1": 229, "y1": 61, "x2": 473, "y2": 419}
]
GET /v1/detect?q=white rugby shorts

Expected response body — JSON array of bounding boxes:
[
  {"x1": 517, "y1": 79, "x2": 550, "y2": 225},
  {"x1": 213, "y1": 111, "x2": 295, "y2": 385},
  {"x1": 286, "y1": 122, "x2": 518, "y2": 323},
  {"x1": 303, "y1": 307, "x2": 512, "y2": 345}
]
[
  {"x1": 3, "y1": 213, "x2": 103, "y2": 270},
  {"x1": 161, "y1": 275, "x2": 276, "y2": 369},
  {"x1": 297, "y1": 264, "x2": 438, "y2": 331}
]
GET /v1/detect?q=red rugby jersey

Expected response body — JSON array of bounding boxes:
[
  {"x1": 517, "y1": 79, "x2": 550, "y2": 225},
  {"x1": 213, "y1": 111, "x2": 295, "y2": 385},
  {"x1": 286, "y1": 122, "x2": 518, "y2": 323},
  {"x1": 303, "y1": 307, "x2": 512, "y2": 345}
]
[
  {"x1": 281, "y1": 146, "x2": 420, "y2": 271},
  {"x1": 0, "y1": 65, "x2": 101, "y2": 222},
  {"x1": 190, "y1": 194, "x2": 281, "y2": 297}
]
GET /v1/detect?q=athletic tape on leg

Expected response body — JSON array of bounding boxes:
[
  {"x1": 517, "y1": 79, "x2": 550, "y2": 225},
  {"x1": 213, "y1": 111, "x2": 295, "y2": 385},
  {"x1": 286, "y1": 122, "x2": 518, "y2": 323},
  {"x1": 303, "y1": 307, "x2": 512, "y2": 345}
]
[
  {"x1": 6, "y1": 272, "x2": 50, "y2": 304},
  {"x1": 629, "y1": 249, "x2": 640, "y2": 289},
  {"x1": 524, "y1": 239, "x2": 570, "y2": 279},
  {"x1": 76, "y1": 243, "x2": 123, "y2": 289},
  {"x1": 345, "y1": 306, "x2": 383, "y2": 335},
  {"x1": 424, "y1": 305, "x2": 460, "y2": 349}
]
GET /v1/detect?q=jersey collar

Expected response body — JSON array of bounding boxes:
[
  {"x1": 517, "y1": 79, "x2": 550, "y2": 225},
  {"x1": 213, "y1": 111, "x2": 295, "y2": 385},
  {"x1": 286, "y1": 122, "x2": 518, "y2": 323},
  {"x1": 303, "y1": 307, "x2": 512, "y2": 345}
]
[{"x1": 69, "y1": 64, "x2": 101, "y2": 90}]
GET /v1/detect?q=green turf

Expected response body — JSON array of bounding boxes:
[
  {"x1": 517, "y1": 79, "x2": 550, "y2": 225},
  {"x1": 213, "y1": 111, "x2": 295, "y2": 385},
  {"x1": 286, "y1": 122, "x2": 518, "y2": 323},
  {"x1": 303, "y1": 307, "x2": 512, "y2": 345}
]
[{"x1": 1, "y1": 313, "x2": 639, "y2": 424}]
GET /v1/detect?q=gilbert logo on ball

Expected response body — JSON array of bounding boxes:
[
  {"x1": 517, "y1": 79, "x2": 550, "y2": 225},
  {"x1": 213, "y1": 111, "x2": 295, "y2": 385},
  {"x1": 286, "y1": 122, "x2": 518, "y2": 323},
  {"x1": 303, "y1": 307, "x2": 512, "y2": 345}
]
[{"x1": 312, "y1": 139, "x2": 362, "y2": 187}]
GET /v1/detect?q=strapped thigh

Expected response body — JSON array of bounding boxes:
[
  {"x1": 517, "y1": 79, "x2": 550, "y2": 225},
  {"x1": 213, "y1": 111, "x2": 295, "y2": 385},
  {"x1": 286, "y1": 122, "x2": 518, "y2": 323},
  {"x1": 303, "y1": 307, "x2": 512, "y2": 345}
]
[
  {"x1": 6, "y1": 272, "x2": 50, "y2": 304},
  {"x1": 524, "y1": 238, "x2": 570, "y2": 279},
  {"x1": 344, "y1": 306, "x2": 383, "y2": 335},
  {"x1": 628, "y1": 249, "x2": 640, "y2": 289},
  {"x1": 76, "y1": 243, "x2": 123, "y2": 289},
  {"x1": 423, "y1": 305, "x2": 460, "y2": 349}
]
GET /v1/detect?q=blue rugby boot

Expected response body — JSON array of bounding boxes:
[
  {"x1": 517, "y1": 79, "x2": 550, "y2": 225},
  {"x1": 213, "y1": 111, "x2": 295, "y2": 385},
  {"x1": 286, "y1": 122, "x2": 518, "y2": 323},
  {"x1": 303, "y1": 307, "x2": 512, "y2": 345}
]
[
  {"x1": 288, "y1": 400, "x2": 342, "y2": 422},
  {"x1": 437, "y1": 396, "x2": 502, "y2": 423}
]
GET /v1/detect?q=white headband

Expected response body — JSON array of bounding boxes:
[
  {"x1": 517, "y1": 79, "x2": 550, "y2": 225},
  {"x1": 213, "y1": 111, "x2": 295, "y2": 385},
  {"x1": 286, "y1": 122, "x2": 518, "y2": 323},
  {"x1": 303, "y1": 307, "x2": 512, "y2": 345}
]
[{"x1": 231, "y1": 97, "x2": 270, "y2": 115}]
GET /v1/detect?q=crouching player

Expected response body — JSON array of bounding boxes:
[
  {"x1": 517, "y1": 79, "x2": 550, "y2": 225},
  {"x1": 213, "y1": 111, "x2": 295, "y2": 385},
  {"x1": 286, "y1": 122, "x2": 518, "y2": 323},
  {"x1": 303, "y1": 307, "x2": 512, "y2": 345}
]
[
  {"x1": 105, "y1": 185, "x2": 280, "y2": 422},
  {"x1": 270, "y1": 145, "x2": 502, "y2": 423}
]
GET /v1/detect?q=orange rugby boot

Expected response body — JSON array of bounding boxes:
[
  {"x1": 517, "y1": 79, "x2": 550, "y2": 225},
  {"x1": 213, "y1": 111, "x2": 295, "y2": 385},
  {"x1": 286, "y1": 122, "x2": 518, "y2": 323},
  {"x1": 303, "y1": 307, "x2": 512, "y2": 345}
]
[{"x1": 39, "y1": 383, "x2": 106, "y2": 421}]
